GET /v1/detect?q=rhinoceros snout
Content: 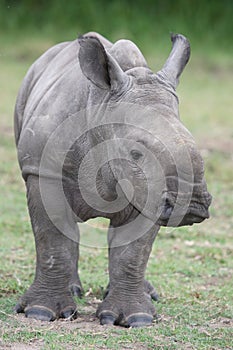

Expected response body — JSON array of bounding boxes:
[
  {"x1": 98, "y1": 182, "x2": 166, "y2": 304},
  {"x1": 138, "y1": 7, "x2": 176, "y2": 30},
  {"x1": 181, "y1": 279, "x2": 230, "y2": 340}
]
[{"x1": 158, "y1": 188, "x2": 212, "y2": 227}]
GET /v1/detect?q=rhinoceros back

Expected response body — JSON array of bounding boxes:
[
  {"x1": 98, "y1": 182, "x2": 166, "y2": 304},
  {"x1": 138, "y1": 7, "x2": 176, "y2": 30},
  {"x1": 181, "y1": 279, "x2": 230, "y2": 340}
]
[{"x1": 14, "y1": 40, "x2": 89, "y2": 180}]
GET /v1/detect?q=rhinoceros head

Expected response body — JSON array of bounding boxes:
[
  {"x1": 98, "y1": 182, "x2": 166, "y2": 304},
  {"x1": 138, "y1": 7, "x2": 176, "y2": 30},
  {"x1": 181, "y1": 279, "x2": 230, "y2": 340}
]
[{"x1": 78, "y1": 34, "x2": 212, "y2": 227}]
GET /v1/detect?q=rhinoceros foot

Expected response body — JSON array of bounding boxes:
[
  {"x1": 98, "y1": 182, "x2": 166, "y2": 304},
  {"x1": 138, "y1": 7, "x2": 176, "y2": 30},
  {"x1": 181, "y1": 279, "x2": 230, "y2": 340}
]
[
  {"x1": 15, "y1": 282, "x2": 82, "y2": 321},
  {"x1": 97, "y1": 290, "x2": 156, "y2": 327}
]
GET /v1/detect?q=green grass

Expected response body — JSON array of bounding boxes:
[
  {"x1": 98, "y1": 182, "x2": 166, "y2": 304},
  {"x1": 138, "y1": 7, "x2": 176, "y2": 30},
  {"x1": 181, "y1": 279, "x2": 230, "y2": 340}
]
[{"x1": 0, "y1": 31, "x2": 233, "y2": 349}]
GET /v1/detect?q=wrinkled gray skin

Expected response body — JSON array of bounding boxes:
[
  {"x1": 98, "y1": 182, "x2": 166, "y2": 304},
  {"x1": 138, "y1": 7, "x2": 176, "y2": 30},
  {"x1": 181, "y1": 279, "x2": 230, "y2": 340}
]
[{"x1": 14, "y1": 32, "x2": 212, "y2": 327}]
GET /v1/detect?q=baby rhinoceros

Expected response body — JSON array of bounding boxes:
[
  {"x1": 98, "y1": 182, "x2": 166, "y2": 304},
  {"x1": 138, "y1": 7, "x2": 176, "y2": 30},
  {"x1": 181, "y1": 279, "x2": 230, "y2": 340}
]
[{"x1": 14, "y1": 32, "x2": 212, "y2": 327}]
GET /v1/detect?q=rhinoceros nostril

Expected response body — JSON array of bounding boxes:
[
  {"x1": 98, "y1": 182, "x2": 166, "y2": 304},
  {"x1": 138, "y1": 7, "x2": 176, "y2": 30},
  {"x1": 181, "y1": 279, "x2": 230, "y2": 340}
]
[
  {"x1": 164, "y1": 198, "x2": 173, "y2": 218},
  {"x1": 159, "y1": 196, "x2": 173, "y2": 221}
]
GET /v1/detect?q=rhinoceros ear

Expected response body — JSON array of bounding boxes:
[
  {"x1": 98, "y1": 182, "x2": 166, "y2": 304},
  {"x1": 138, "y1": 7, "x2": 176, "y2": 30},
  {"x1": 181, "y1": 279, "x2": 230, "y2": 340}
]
[
  {"x1": 157, "y1": 34, "x2": 190, "y2": 89},
  {"x1": 78, "y1": 36, "x2": 129, "y2": 91}
]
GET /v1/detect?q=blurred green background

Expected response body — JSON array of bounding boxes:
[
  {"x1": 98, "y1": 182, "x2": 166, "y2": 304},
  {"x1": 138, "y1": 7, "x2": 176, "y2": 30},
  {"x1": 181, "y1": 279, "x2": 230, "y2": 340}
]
[{"x1": 0, "y1": 0, "x2": 233, "y2": 55}]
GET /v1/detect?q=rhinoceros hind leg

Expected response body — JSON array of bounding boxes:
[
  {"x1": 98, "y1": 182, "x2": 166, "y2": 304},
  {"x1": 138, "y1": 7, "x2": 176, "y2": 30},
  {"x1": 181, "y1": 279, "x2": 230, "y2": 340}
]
[
  {"x1": 143, "y1": 280, "x2": 159, "y2": 302},
  {"x1": 60, "y1": 306, "x2": 78, "y2": 319},
  {"x1": 70, "y1": 284, "x2": 83, "y2": 298}
]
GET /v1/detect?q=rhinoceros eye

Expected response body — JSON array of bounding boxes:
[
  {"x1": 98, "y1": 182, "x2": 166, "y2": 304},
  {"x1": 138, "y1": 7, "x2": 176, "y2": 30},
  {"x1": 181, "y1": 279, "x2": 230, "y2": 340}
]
[{"x1": 130, "y1": 149, "x2": 143, "y2": 161}]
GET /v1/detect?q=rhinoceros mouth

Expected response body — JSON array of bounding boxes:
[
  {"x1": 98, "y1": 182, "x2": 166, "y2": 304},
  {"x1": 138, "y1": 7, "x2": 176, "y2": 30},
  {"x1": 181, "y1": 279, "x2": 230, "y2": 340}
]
[
  {"x1": 157, "y1": 190, "x2": 212, "y2": 227},
  {"x1": 158, "y1": 205, "x2": 210, "y2": 227}
]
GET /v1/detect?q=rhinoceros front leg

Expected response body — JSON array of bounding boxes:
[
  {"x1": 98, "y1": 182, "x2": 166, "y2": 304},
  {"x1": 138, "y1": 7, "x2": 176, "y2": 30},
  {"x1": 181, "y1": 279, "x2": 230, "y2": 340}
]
[
  {"x1": 97, "y1": 219, "x2": 159, "y2": 327},
  {"x1": 15, "y1": 175, "x2": 82, "y2": 321}
]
